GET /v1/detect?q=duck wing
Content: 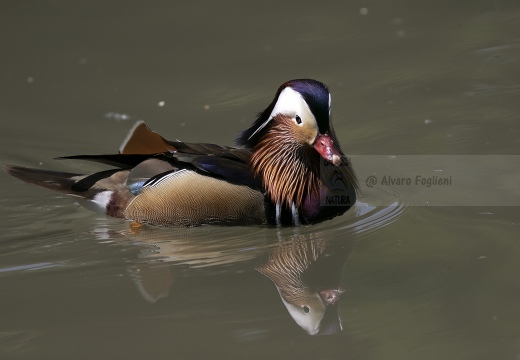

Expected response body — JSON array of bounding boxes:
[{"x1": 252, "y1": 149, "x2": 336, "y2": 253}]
[{"x1": 58, "y1": 121, "x2": 261, "y2": 195}]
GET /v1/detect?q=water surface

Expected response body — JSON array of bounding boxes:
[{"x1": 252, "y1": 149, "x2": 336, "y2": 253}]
[{"x1": 1, "y1": 1, "x2": 519, "y2": 359}]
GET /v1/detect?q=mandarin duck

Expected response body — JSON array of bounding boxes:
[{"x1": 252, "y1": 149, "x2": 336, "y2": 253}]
[{"x1": 5, "y1": 79, "x2": 357, "y2": 227}]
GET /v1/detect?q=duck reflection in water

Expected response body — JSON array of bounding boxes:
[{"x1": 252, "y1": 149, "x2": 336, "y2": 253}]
[
  {"x1": 257, "y1": 233, "x2": 354, "y2": 335},
  {"x1": 96, "y1": 227, "x2": 356, "y2": 336}
]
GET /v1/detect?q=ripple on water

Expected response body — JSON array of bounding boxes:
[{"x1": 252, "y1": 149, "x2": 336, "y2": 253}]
[{"x1": 336, "y1": 184, "x2": 407, "y2": 236}]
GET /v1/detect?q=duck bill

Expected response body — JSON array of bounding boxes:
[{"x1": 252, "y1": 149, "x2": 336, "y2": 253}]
[
  {"x1": 313, "y1": 134, "x2": 342, "y2": 166},
  {"x1": 319, "y1": 288, "x2": 345, "y2": 305}
]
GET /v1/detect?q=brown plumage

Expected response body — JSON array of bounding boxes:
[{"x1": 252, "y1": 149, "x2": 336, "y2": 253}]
[
  {"x1": 124, "y1": 169, "x2": 265, "y2": 226},
  {"x1": 249, "y1": 115, "x2": 322, "y2": 207}
]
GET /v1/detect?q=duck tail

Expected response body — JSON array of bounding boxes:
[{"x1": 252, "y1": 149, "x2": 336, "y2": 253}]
[
  {"x1": 4, "y1": 165, "x2": 81, "y2": 194},
  {"x1": 4, "y1": 165, "x2": 131, "y2": 217}
]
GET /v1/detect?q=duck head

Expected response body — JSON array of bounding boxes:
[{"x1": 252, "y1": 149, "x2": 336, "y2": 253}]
[
  {"x1": 237, "y1": 79, "x2": 354, "y2": 209},
  {"x1": 237, "y1": 79, "x2": 341, "y2": 164}
]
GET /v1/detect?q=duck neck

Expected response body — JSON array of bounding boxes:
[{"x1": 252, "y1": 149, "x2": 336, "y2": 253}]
[{"x1": 249, "y1": 130, "x2": 321, "y2": 210}]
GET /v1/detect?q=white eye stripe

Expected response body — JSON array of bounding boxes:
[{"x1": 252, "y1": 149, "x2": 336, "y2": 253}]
[
  {"x1": 269, "y1": 87, "x2": 316, "y2": 126},
  {"x1": 270, "y1": 88, "x2": 307, "y2": 118},
  {"x1": 246, "y1": 87, "x2": 319, "y2": 141}
]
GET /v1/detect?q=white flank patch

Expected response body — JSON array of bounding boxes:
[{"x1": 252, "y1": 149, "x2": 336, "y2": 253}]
[
  {"x1": 91, "y1": 191, "x2": 114, "y2": 213},
  {"x1": 75, "y1": 191, "x2": 114, "y2": 214}
]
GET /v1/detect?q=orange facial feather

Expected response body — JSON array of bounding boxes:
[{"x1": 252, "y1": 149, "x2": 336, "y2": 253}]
[{"x1": 249, "y1": 115, "x2": 322, "y2": 207}]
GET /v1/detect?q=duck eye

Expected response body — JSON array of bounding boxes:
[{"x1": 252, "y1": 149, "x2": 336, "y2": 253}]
[
  {"x1": 302, "y1": 306, "x2": 310, "y2": 314},
  {"x1": 295, "y1": 115, "x2": 302, "y2": 125}
]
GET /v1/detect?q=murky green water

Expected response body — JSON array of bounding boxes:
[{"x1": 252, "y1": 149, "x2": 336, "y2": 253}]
[{"x1": 1, "y1": 1, "x2": 519, "y2": 359}]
